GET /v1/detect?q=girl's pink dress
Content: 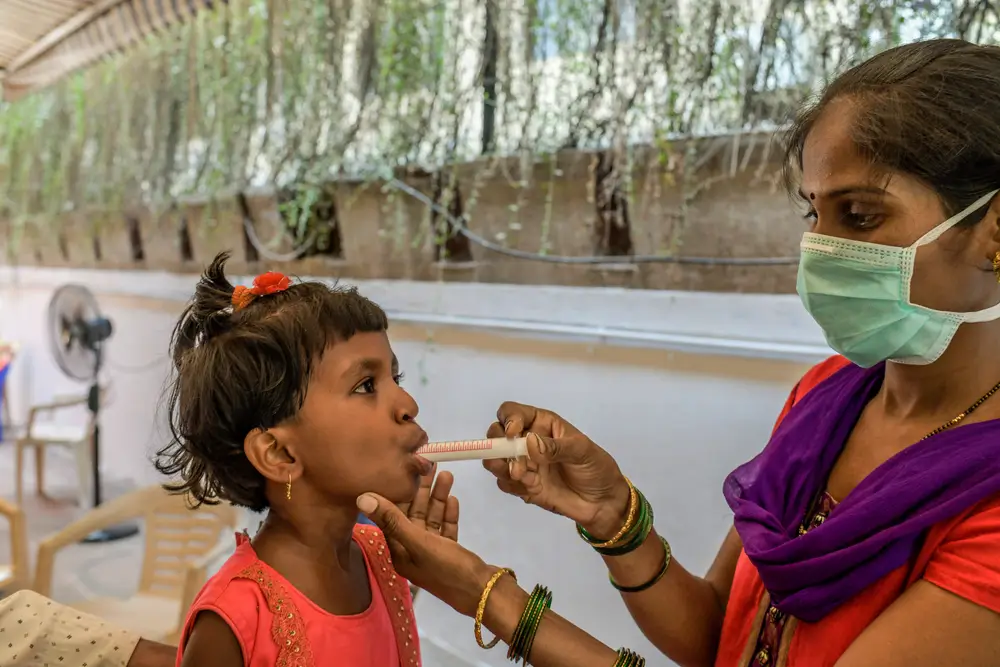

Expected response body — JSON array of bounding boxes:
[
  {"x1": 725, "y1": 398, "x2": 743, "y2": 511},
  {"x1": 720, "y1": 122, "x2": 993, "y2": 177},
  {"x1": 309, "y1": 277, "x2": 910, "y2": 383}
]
[{"x1": 177, "y1": 524, "x2": 421, "y2": 667}]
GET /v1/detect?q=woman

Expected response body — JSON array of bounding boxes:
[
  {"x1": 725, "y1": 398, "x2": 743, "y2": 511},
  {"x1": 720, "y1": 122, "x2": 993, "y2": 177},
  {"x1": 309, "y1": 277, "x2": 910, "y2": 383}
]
[{"x1": 357, "y1": 38, "x2": 1000, "y2": 667}]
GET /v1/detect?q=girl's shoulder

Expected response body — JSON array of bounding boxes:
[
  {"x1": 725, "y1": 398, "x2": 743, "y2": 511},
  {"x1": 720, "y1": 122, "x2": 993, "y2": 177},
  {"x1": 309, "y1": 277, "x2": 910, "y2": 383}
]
[{"x1": 176, "y1": 533, "x2": 272, "y2": 664}]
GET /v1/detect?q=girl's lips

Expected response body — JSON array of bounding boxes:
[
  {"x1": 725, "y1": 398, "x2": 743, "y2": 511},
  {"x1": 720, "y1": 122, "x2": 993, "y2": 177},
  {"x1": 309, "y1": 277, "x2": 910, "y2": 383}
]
[{"x1": 413, "y1": 453, "x2": 435, "y2": 476}]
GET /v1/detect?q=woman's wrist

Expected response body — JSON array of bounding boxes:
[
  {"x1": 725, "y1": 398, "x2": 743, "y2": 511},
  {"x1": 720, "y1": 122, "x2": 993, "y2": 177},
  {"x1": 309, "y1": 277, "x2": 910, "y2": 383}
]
[
  {"x1": 581, "y1": 475, "x2": 632, "y2": 541},
  {"x1": 480, "y1": 573, "x2": 531, "y2": 644}
]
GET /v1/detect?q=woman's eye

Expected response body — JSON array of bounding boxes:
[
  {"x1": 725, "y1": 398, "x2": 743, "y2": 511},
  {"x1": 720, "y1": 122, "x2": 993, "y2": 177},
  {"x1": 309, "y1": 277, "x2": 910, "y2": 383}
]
[
  {"x1": 842, "y1": 211, "x2": 883, "y2": 229},
  {"x1": 394, "y1": 372, "x2": 405, "y2": 385},
  {"x1": 803, "y1": 209, "x2": 818, "y2": 225}
]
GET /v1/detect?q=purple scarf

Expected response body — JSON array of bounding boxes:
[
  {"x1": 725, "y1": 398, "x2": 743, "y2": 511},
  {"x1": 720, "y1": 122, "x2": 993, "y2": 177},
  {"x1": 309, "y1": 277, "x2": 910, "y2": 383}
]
[{"x1": 724, "y1": 362, "x2": 1000, "y2": 623}]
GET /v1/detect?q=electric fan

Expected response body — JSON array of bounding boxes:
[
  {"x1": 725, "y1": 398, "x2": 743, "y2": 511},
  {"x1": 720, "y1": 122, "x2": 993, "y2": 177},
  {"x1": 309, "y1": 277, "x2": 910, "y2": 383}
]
[{"x1": 48, "y1": 284, "x2": 139, "y2": 543}]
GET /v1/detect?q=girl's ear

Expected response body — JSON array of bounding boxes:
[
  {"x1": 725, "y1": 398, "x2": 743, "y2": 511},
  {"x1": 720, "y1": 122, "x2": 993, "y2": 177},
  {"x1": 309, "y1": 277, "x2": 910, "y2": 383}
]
[{"x1": 244, "y1": 428, "x2": 302, "y2": 485}]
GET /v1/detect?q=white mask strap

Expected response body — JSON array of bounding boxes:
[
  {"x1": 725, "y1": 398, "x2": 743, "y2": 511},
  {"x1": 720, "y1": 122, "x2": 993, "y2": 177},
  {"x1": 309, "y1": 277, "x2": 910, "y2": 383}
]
[{"x1": 915, "y1": 189, "x2": 999, "y2": 247}]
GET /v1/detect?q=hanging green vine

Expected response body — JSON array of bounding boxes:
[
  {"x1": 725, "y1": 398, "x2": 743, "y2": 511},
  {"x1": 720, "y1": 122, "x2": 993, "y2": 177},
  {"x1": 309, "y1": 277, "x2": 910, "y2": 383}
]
[{"x1": 0, "y1": 0, "x2": 997, "y2": 233}]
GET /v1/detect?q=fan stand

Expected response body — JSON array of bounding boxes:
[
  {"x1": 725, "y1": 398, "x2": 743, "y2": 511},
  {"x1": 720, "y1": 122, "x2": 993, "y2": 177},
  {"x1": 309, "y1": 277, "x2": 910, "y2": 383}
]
[{"x1": 81, "y1": 346, "x2": 139, "y2": 544}]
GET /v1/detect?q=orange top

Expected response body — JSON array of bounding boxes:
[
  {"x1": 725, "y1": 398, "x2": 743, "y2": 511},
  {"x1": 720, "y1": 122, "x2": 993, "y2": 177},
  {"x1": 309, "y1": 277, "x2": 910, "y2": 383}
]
[
  {"x1": 177, "y1": 524, "x2": 420, "y2": 667},
  {"x1": 715, "y1": 356, "x2": 1000, "y2": 667}
]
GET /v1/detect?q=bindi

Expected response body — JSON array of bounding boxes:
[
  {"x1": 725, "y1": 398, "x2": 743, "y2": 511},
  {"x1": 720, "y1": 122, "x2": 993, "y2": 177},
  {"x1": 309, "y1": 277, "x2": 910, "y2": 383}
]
[{"x1": 809, "y1": 192, "x2": 816, "y2": 201}]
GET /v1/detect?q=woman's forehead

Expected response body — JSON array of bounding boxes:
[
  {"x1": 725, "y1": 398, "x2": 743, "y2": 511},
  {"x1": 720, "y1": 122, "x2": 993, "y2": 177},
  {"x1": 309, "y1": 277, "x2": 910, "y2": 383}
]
[{"x1": 800, "y1": 100, "x2": 874, "y2": 198}]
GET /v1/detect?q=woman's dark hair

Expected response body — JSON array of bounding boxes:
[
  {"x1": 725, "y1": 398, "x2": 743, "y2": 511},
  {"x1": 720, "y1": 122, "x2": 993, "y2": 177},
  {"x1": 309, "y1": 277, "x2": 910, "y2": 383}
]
[
  {"x1": 155, "y1": 251, "x2": 388, "y2": 511},
  {"x1": 784, "y1": 39, "x2": 1000, "y2": 219}
]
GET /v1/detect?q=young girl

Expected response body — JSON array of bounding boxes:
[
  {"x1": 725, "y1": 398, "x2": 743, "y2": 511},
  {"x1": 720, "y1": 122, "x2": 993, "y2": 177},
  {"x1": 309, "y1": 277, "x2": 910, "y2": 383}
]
[{"x1": 157, "y1": 252, "x2": 454, "y2": 667}]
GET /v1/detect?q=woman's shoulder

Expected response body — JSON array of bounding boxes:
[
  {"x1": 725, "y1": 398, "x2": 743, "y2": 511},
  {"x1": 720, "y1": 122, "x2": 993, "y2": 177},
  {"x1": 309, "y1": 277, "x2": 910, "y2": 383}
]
[
  {"x1": 919, "y1": 493, "x2": 1000, "y2": 614},
  {"x1": 794, "y1": 355, "x2": 852, "y2": 400},
  {"x1": 772, "y1": 355, "x2": 852, "y2": 430}
]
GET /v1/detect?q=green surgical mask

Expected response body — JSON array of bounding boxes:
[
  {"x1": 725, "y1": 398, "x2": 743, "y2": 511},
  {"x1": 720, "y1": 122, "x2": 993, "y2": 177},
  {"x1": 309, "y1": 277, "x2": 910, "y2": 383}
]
[{"x1": 797, "y1": 189, "x2": 1000, "y2": 368}]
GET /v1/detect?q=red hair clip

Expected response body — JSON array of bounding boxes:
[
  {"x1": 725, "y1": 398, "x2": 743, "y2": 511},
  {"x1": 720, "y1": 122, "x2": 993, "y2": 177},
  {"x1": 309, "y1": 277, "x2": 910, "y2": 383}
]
[{"x1": 232, "y1": 271, "x2": 292, "y2": 311}]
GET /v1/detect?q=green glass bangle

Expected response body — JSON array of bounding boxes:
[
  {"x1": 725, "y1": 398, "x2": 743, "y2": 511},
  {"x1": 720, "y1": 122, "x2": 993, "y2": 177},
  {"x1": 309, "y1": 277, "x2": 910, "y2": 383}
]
[
  {"x1": 509, "y1": 587, "x2": 550, "y2": 663},
  {"x1": 520, "y1": 588, "x2": 552, "y2": 664},
  {"x1": 578, "y1": 487, "x2": 651, "y2": 547},
  {"x1": 507, "y1": 592, "x2": 537, "y2": 662},
  {"x1": 506, "y1": 590, "x2": 536, "y2": 661},
  {"x1": 609, "y1": 537, "x2": 672, "y2": 593},
  {"x1": 583, "y1": 491, "x2": 654, "y2": 557},
  {"x1": 613, "y1": 648, "x2": 646, "y2": 666},
  {"x1": 508, "y1": 585, "x2": 551, "y2": 664},
  {"x1": 577, "y1": 506, "x2": 643, "y2": 547}
]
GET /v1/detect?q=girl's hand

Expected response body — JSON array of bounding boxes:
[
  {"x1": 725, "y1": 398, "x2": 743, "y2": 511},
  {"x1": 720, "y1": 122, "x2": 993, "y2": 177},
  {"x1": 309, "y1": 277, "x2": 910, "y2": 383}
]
[
  {"x1": 358, "y1": 492, "x2": 492, "y2": 618},
  {"x1": 398, "y1": 466, "x2": 460, "y2": 542},
  {"x1": 484, "y1": 402, "x2": 631, "y2": 540}
]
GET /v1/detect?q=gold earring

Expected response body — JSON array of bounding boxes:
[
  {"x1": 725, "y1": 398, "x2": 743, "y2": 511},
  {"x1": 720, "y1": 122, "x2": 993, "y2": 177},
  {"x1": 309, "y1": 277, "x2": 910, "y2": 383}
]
[
  {"x1": 286, "y1": 474, "x2": 292, "y2": 501},
  {"x1": 993, "y1": 251, "x2": 1000, "y2": 283}
]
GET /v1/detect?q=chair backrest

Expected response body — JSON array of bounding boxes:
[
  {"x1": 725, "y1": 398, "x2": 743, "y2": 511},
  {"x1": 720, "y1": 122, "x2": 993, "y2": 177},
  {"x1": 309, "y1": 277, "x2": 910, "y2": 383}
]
[{"x1": 138, "y1": 490, "x2": 240, "y2": 599}]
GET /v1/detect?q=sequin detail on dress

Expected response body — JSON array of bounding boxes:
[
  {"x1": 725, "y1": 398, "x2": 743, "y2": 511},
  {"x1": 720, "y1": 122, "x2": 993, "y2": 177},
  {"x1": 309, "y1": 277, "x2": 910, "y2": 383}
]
[{"x1": 235, "y1": 563, "x2": 314, "y2": 667}]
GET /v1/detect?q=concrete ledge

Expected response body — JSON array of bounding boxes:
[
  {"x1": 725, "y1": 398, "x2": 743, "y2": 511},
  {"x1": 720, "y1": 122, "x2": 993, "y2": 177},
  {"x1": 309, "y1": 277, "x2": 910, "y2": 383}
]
[{"x1": 0, "y1": 266, "x2": 832, "y2": 363}]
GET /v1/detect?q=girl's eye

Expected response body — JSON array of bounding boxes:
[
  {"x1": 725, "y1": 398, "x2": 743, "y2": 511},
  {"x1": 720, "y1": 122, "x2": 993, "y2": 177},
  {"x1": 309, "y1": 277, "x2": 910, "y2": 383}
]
[
  {"x1": 394, "y1": 372, "x2": 405, "y2": 385},
  {"x1": 803, "y1": 209, "x2": 818, "y2": 225},
  {"x1": 354, "y1": 378, "x2": 376, "y2": 394}
]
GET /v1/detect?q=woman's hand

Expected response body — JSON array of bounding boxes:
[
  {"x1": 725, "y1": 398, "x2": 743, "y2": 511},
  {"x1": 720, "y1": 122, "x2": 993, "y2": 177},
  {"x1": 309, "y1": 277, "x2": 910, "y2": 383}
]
[
  {"x1": 397, "y1": 467, "x2": 459, "y2": 600},
  {"x1": 357, "y1": 491, "x2": 492, "y2": 618},
  {"x1": 398, "y1": 465, "x2": 460, "y2": 541},
  {"x1": 484, "y1": 402, "x2": 631, "y2": 539}
]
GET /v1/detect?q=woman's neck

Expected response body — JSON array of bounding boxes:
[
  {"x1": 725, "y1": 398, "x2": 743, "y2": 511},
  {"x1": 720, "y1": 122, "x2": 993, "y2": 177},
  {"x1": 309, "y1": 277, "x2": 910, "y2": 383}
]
[{"x1": 880, "y1": 320, "x2": 1000, "y2": 420}]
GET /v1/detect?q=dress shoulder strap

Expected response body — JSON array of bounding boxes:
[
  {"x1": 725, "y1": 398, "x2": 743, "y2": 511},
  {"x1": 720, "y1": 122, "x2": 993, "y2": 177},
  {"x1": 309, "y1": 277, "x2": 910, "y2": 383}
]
[{"x1": 354, "y1": 524, "x2": 422, "y2": 667}]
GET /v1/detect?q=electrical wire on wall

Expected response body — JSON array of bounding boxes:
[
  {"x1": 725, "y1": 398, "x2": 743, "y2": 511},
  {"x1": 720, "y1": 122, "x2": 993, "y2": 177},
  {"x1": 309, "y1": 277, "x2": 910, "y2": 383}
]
[
  {"x1": 242, "y1": 211, "x2": 317, "y2": 262},
  {"x1": 386, "y1": 178, "x2": 801, "y2": 267},
  {"x1": 239, "y1": 177, "x2": 800, "y2": 266}
]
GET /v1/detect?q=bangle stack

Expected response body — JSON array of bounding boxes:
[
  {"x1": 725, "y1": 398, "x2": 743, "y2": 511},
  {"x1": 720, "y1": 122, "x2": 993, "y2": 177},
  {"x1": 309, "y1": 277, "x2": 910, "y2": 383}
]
[
  {"x1": 474, "y1": 570, "x2": 647, "y2": 667},
  {"x1": 614, "y1": 648, "x2": 646, "y2": 666},
  {"x1": 506, "y1": 584, "x2": 552, "y2": 664},
  {"x1": 577, "y1": 478, "x2": 654, "y2": 557}
]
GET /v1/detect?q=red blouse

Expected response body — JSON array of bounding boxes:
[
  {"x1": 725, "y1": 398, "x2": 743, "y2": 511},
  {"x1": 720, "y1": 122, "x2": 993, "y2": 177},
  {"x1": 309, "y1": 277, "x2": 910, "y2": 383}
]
[{"x1": 715, "y1": 356, "x2": 1000, "y2": 667}]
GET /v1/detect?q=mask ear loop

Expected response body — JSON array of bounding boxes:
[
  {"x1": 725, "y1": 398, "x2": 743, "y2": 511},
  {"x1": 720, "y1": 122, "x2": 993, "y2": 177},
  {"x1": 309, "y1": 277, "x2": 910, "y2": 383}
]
[{"x1": 913, "y1": 189, "x2": 1000, "y2": 247}]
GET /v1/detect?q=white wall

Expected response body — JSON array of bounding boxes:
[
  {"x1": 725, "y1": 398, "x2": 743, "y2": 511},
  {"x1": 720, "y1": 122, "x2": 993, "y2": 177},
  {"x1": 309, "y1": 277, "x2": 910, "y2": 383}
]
[{"x1": 0, "y1": 267, "x2": 826, "y2": 666}]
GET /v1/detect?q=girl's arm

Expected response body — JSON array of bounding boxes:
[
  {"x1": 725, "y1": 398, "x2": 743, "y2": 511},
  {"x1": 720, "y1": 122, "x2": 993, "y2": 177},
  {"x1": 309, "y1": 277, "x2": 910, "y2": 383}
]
[{"x1": 179, "y1": 612, "x2": 244, "y2": 667}]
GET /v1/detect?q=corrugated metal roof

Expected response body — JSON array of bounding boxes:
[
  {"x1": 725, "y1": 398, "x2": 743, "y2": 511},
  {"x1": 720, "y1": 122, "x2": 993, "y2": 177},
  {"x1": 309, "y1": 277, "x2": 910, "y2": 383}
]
[{"x1": 0, "y1": 0, "x2": 220, "y2": 101}]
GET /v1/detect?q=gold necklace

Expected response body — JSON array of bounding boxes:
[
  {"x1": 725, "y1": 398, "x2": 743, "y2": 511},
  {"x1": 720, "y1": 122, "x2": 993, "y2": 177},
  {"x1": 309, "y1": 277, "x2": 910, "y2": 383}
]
[{"x1": 921, "y1": 378, "x2": 1000, "y2": 440}]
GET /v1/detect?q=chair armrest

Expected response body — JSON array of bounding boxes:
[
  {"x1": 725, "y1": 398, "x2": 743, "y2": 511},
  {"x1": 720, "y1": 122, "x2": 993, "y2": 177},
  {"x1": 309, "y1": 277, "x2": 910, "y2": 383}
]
[
  {"x1": 23, "y1": 396, "x2": 89, "y2": 436},
  {"x1": 0, "y1": 499, "x2": 28, "y2": 591},
  {"x1": 33, "y1": 486, "x2": 160, "y2": 596},
  {"x1": 177, "y1": 538, "x2": 236, "y2": 627}
]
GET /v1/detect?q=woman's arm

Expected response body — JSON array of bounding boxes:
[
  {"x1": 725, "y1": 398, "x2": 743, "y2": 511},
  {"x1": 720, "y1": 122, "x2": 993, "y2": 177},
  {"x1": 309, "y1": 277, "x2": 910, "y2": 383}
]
[
  {"x1": 834, "y1": 581, "x2": 1000, "y2": 666},
  {"x1": 600, "y1": 526, "x2": 742, "y2": 667},
  {"x1": 483, "y1": 402, "x2": 742, "y2": 667},
  {"x1": 359, "y1": 492, "x2": 735, "y2": 667},
  {"x1": 482, "y1": 575, "x2": 621, "y2": 666}
]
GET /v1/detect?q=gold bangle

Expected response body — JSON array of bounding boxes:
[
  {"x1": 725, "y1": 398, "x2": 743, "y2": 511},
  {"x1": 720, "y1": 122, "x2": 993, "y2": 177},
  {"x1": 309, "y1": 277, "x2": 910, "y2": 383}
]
[
  {"x1": 475, "y1": 567, "x2": 516, "y2": 649},
  {"x1": 583, "y1": 477, "x2": 638, "y2": 549}
]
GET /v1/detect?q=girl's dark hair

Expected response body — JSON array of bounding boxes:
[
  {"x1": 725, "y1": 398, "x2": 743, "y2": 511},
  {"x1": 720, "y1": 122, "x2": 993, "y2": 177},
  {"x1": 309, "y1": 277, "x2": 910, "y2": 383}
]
[
  {"x1": 155, "y1": 252, "x2": 388, "y2": 512},
  {"x1": 784, "y1": 39, "x2": 1000, "y2": 219}
]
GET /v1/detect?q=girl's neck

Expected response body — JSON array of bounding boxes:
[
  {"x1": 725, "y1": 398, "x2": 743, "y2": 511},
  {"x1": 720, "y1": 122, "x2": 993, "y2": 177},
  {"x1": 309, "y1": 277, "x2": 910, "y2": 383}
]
[{"x1": 254, "y1": 500, "x2": 360, "y2": 571}]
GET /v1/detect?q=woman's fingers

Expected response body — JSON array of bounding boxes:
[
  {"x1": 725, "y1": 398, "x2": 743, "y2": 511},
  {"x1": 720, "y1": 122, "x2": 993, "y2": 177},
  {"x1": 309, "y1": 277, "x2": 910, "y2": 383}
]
[
  {"x1": 442, "y1": 496, "x2": 459, "y2": 542},
  {"x1": 425, "y1": 471, "x2": 454, "y2": 534},
  {"x1": 496, "y1": 401, "x2": 538, "y2": 437},
  {"x1": 496, "y1": 476, "x2": 529, "y2": 498},
  {"x1": 486, "y1": 421, "x2": 506, "y2": 439},
  {"x1": 357, "y1": 493, "x2": 419, "y2": 563}
]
